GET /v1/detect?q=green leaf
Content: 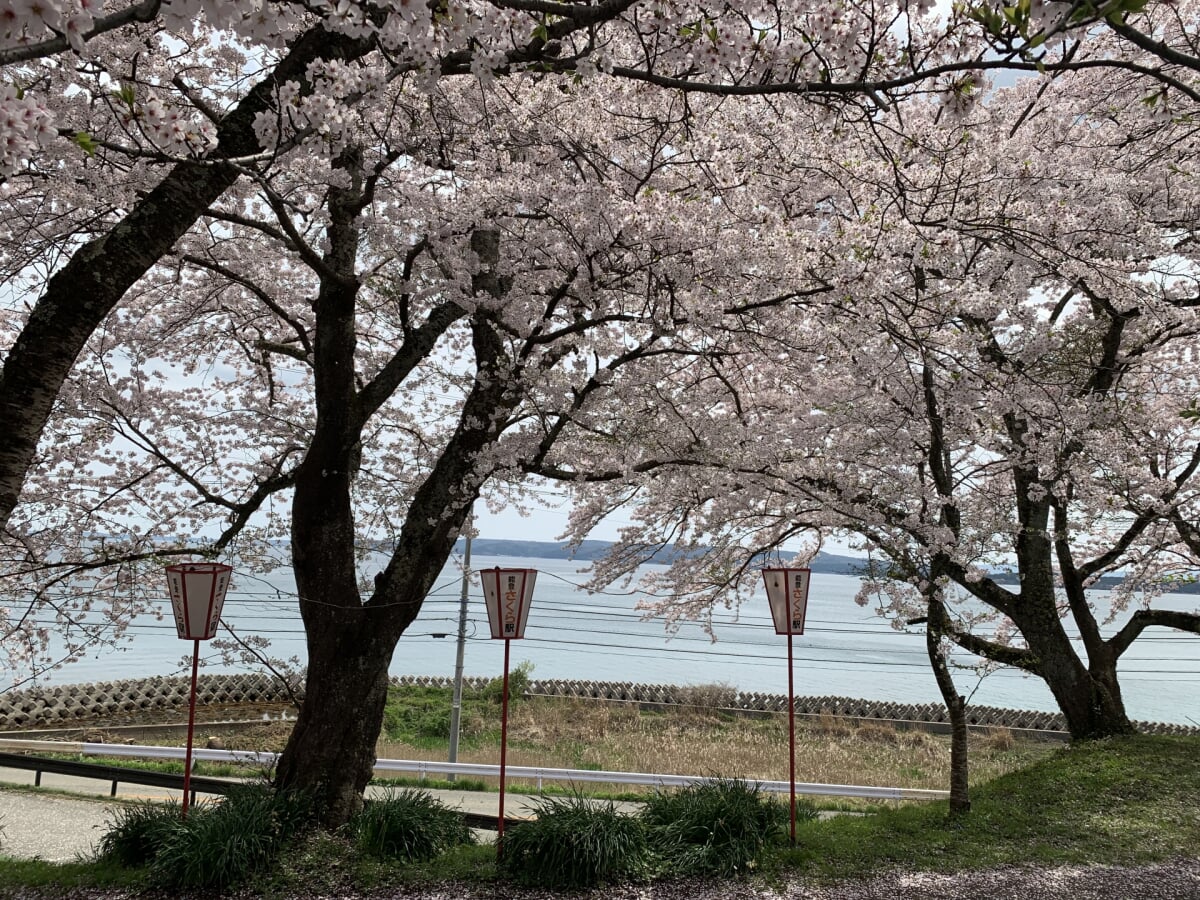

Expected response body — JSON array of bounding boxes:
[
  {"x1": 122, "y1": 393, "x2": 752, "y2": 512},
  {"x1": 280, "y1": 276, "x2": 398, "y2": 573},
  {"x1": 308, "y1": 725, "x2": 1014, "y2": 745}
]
[
  {"x1": 72, "y1": 131, "x2": 98, "y2": 157},
  {"x1": 113, "y1": 83, "x2": 136, "y2": 108}
]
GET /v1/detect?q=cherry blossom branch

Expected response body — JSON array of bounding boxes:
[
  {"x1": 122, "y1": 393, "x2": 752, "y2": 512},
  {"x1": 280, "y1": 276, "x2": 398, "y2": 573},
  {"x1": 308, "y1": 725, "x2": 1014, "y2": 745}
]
[
  {"x1": 199, "y1": 208, "x2": 298, "y2": 249},
  {"x1": 354, "y1": 300, "x2": 467, "y2": 426},
  {"x1": 255, "y1": 178, "x2": 350, "y2": 285},
  {"x1": 216, "y1": 621, "x2": 304, "y2": 709},
  {"x1": 0, "y1": 23, "x2": 380, "y2": 535},
  {"x1": 605, "y1": 56, "x2": 1200, "y2": 104},
  {"x1": 1105, "y1": 17, "x2": 1200, "y2": 76},
  {"x1": 925, "y1": 596, "x2": 1041, "y2": 672},
  {"x1": 180, "y1": 253, "x2": 314, "y2": 358},
  {"x1": 0, "y1": 0, "x2": 163, "y2": 66}
]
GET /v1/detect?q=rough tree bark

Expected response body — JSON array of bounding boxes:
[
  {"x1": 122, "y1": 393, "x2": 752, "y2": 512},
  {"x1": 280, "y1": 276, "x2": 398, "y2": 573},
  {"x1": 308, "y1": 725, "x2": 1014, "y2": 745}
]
[
  {"x1": 272, "y1": 217, "x2": 514, "y2": 825},
  {"x1": 919, "y1": 595, "x2": 970, "y2": 817}
]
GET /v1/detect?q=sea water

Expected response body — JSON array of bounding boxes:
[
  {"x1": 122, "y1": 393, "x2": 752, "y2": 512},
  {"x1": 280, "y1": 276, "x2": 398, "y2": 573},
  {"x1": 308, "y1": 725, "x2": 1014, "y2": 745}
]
[{"x1": 13, "y1": 555, "x2": 1200, "y2": 726}]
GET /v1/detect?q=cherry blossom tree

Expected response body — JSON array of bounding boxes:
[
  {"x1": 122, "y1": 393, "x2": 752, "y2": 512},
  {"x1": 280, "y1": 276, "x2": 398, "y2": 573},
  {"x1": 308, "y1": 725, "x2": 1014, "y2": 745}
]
[
  {"x1": 0, "y1": 0, "x2": 974, "y2": 576},
  {"x1": 0, "y1": 0, "x2": 996, "y2": 824},
  {"x1": 542, "y1": 69, "x2": 1200, "y2": 740},
  {"x1": 5, "y1": 0, "x2": 1200, "y2": 552},
  {"x1": 3, "y1": 0, "x2": 1200, "y2": 823},
  {"x1": 8, "y1": 63, "x2": 855, "y2": 822}
]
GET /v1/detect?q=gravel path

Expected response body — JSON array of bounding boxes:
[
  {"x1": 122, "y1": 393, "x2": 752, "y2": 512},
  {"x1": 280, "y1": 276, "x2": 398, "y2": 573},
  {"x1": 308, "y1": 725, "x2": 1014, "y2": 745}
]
[
  {"x1": 0, "y1": 790, "x2": 111, "y2": 862},
  {"x1": 1, "y1": 861, "x2": 1198, "y2": 899}
]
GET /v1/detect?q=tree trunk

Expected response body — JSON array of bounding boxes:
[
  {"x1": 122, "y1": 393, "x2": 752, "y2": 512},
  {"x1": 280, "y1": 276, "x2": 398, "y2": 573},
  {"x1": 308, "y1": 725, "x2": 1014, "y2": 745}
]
[
  {"x1": 1037, "y1": 643, "x2": 1136, "y2": 740},
  {"x1": 273, "y1": 612, "x2": 395, "y2": 826},
  {"x1": 924, "y1": 597, "x2": 970, "y2": 817}
]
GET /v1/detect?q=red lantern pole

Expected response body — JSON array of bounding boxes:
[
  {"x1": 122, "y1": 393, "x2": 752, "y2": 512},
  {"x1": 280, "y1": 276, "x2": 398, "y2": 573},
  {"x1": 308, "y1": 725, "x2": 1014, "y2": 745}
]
[
  {"x1": 762, "y1": 567, "x2": 810, "y2": 849},
  {"x1": 182, "y1": 638, "x2": 200, "y2": 817},
  {"x1": 787, "y1": 629, "x2": 796, "y2": 846},
  {"x1": 165, "y1": 561, "x2": 232, "y2": 821},
  {"x1": 479, "y1": 566, "x2": 537, "y2": 859},
  {"x1": 497, "y1": 636, "x2": 512, "y2": 852}
]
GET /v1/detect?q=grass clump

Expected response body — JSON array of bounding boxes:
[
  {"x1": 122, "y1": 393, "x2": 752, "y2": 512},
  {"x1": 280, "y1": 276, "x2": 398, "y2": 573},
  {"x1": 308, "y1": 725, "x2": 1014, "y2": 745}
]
[
  {"x1": 499, "y1": 792, "x2": 650, "y2": 889},
  {"x1": 96, "y1": 799, "x2": 182, "y2": 867},
  {"x1": 95, "y1": 783, "x2": 313, "y2": 892},
  {"x1": 150, "y1": 784, "x2": 312, "y2": 890},
  {"x1": 641, "y1": 777, "x2": 801, "y2": 876},
  {"x1": 353, "y1": 788, "x2": 475, "y2": 861},
  {"x1": 382, "y1": 664, "x2": 534, "y2": 751},
  {"x1": 0, "y1": 856, "x2": 144, "y2": 893}
]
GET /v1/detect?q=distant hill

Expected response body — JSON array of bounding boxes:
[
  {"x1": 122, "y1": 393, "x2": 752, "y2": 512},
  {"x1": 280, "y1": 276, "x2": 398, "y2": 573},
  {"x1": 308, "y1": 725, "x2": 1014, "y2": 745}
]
[
  {"x1": 458, "y1": 538, "x2": 1200, "y2": 593},
  {"x1": 459, "y1": 538, "x2": 872, "y2": 575}
]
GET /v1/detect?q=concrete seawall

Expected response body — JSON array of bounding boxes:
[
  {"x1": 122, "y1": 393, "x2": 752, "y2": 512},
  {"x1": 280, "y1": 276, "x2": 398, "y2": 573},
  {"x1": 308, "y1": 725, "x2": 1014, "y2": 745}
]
[{"x1": 1, "y1": 673, "x2": 1196, "y2": 736}]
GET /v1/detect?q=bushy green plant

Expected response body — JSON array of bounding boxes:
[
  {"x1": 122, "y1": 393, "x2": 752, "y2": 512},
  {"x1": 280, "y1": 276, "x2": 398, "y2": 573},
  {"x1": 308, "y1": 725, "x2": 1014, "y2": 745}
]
[
  {"x1": 499, "y1": 792, "x2": 650, "y2": 889},
  {"x1": 352, "y1": 788, "x2": 474, "y2": 861},
  {"x1": 481, "y1": 660, "x2": 534, "y2": 705},
  {"x1": 383, "y1": 685, "x2": 456, "y2": 743},
  {"x1": 146, "y1": 784, "x2": 313, "y2": 891},
  {"x1": 96, "y1": 800, "x2": 183, "y2": 867},
  {"x1": 640, "y1": 778, "x2": 800, "y2": 876}
]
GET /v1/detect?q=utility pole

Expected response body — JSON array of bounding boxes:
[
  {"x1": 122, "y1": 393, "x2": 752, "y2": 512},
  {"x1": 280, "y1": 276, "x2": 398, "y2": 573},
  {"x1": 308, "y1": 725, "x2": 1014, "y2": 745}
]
[{"x1": 448, "y1": 511, "x2": 473, "y2": 780}]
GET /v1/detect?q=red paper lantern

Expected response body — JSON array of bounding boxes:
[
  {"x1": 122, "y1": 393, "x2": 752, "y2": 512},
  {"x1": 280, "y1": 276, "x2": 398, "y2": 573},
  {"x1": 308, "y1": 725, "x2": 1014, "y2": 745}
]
[
  {"x1": 165, "y1": 562, "x2": 232, "y2": 641},
  {"x1": 762, "y1": 567, "x2": 811, "y2": 635},
  {"x1": 480, "y1": 567, "x2": 537, "y2": 639}
]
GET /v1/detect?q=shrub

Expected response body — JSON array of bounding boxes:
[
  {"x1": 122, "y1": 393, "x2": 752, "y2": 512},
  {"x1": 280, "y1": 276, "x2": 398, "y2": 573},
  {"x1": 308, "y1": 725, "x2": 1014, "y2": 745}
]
[
  {"x1": 96, "y1": 800, "x2": 183, "y2": 867},
  {"x1": 481, "y1": 660, "x2": 534, "y2": 705},
  {"x1": 500, "y1": 792, "x2": 650, "y2": 889},
  {"x1": 675, "y1": 682, "x2": 738, "y2": 711},
  {"x1": 147, "y1": 784, "x2": 313, "y2": 891},
  {"x1": 983, "y1": 726, "x2": 1016, "y2": 752},
  {"x1": 855, "y1": 722, "x2": 902, "y2": 744},
  {"x1": 353, "y1": 788, "x2": 474, "y2": 861},
  {"x1": 640, "y1": 778, "x2": 800, "y2": 876},
  {"x1": 383, "y1": 685, "x2": 455, "y2": 742},
  {"x1": 813, "y1": 711, "x2": 855, "y2": 737}
]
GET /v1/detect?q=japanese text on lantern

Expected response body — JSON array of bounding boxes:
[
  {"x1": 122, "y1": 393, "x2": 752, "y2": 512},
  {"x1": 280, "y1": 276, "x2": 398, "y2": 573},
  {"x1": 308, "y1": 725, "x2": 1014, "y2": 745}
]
[
  {"x1": 791, "y1": 574, "x2": 805, "y2": 632},
  {"x1": 504, "y1": 574, "x2": 518, "y2": 635}
]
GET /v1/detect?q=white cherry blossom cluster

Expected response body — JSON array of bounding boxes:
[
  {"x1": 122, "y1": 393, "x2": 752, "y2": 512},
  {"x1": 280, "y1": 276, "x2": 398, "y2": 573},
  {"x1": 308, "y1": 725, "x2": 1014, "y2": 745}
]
[
  {"x1": 159, "y1": 0, "x2": 303, "y2": 48},
  {"x1": 253, "y1": 60, "x2": 390, "y2": 152},
  {"x1": 124, "y1": 91, "x2": 219, "y2": 156},
  {"x1": 0, "y1": 82, "x2": 54, "y2": 178},
  {"x1": 2, "y1": 0, "x2": 104, "y2": 54}
]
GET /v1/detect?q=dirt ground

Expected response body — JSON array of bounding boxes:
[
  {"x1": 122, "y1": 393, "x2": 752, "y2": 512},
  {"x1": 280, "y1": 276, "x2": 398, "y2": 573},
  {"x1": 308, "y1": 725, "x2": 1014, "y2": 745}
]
[{"x1": 2, "y1": 860, "x2": 1199, "y2": 900}]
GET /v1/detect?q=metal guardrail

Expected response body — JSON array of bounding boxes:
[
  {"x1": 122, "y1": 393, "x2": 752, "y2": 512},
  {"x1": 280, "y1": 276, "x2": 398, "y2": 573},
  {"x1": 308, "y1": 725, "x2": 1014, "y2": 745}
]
[
  {"x1": 0, "y1": 739, "x2": 949, "y2": 802},
  {"x1": 0, "y1": 748, "x2": 518, "y2": 830},
  {"x1": 0, "y1": 749, "x2": 236, "y2": 799}
]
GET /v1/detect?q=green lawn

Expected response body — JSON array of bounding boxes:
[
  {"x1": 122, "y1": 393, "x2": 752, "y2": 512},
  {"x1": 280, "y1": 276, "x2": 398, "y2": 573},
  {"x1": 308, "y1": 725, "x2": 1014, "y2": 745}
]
[
  {"x1": 777, "y1": 734, "x2": 1200, "y2": 877},
  {"x1": 1, "y1": 733, "x2": 1196, "y2": 896}
]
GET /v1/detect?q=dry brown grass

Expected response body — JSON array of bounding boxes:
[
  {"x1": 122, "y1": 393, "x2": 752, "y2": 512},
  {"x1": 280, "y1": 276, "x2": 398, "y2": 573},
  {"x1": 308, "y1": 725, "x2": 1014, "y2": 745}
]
[
  {"x1": 76, "y1": 693, "x2": 1051, "y2": 798},
  {"x1": 981, "y1": 726, "x2": 1016, "y2": 752},
  {"x1": 375, "y1": 697, "x2": 1055, "y2": 795}
]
